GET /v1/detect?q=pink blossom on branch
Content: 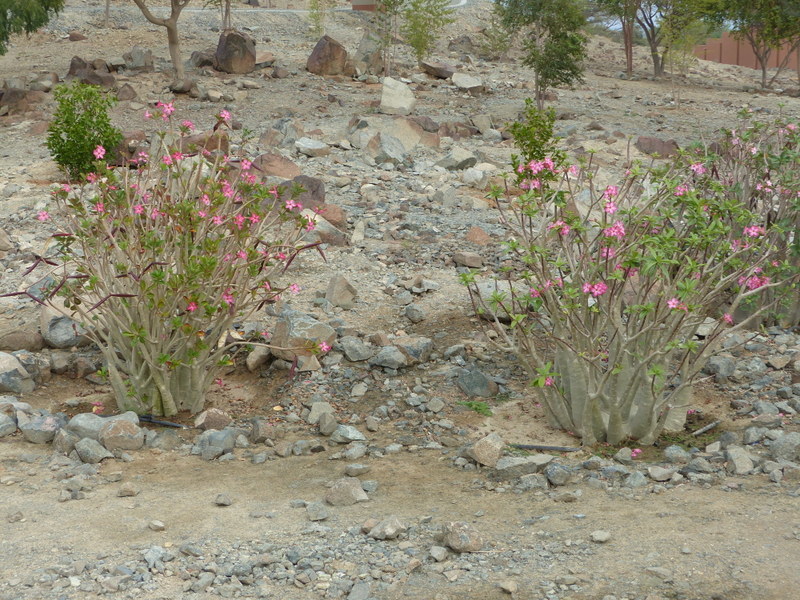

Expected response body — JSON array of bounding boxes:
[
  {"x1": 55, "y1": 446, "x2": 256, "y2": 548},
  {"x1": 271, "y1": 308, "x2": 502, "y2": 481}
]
[{"x1": 93, "y1": 145, "x2": 106, "y2": 160}]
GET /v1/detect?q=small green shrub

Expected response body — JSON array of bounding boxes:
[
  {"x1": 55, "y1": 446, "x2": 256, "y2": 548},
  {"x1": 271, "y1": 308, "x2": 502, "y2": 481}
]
[
  {"x1": 458, "y1": 401, "x2": 494, "y2": 416},
  {"x1": 46, "y1": 81, "x2": 123, "y2": 180},
  {"x1": 507, "y1": 99, "x2": 564, "y2": 176},
  {"x1": 401, "y1": 0, "x2": 455, "y2": 62}
]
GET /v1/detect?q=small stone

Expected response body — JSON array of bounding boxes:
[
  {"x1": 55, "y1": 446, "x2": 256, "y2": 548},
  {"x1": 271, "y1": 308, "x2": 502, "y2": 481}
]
[
  {"x1": 99, "y1": 419, "x2": 144, "y2": 451},
  {"x1": 148, "y1": 520, "x2": 166, "y2": 531},
  {"x1": 345, "y1": 463, "x2": 371, "y2": 476},
  {"x1": 305, "y1": 501, "x2": 330, "y2": 521},
  {"x1": 330, "y1": 425, "x2": 366, "y2": 444},
  {"x1": 326, "y1": 274, "x2": 358, "y2": 309},
  {"x1": 214, "y1": 493, "x2": 233, "y2": 506},
  {"x1": 368, "y1": 516, "x2": 407, "y2": 540},
  {"x1": 725, "y1": 446, "x2": 754, "y2": 475},
  {"x1": 663, "y1": 444, "x2": 691, "y2": 464},
  {"x1": 429, "y1": 545, "x2": 449, "y2": 562},
  {"x1": 307, "y1": 401, "x2": 335, "y2": 425},
  {"x1": 590, "y1": 530, "x2": 611, "y2": 543},
  {"x1": 499, "y1": 580, "x2": 519, "y2": 594},
  {"x1": 441, "y1": 521, "x2": 483, "y2": 553},
  {"x1": 117, "y1": 482, "x2": 140, "y2": 497},
  {"x1": 404, "y1": 304, "x2": 426, "y2": 323},
  {"x1": 544, "y1": 463, "x2": 574, "y2": 486},
  {"x1": 318, "y1": 412, "x2": 338, "y2": 436},
  {"x1": 325, "y1": 477, "x2": 369, "y2": 506},
  {"x1": 466, "y1": 433, "x2": 505, "y2": 468},
  {"x1": 19, "y1": 415, "x2": 61, "y2": 444},
  {"x1": 453, "y1": 251, "x2": 483, "y2": 268},
  {"x1": 647, "y1": 466, "x2": 675, "y2": 481},
  {"x1": 75, "y1": 438, "x2": 114, "y2": 463},
  {"x1": 194, "y1": 408, "x2": 233, "y2": 431},
  {"x1": 457, "y1": 369, "x2": 498, "y2": 397}
]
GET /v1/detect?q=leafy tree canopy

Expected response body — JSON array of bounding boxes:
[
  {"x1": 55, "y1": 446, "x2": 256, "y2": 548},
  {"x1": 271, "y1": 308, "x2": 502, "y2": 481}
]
[{"x1": 0, "y1": 0, "x2": 64, "y2": 55}]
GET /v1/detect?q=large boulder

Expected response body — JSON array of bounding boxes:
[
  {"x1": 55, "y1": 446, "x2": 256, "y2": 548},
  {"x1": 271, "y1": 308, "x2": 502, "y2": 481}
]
[
  {"x1": 215, "y1": 30, "x2": 256, "y2": 74},
  {"x1": 0, "y1": 352, "x2": 34, "y2": 394},
  {"x1": 123, "y1": 46, "x2": 154, "y2": 72},
  {"x1": 306, "y1": 35, "x2": 349, "y2": 76},
  {"x1": 271, "y1": 309, "x2": 336, "y2": 371},
  {"x1": 379, "y1": 77, "x2": 416, "y2": 116}
]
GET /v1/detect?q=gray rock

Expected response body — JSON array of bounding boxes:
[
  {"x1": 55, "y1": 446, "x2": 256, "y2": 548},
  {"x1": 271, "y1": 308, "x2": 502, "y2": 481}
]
[
  {"x1": 517, "y1": 473, "x2": 549, "y2": 490},
  {"x1": 307, "y1": 401, "x2": 335, "y2": 425},
  {"x1": 330, "y1": 425, "x2": 366, "y2": 444},
  {"x1": 441, "y1": 521, "x2": 484, "y2": 552},
  {"x1": 545, "y1": 463, "x2": 574, "y2": 486},
  {"x1": 436, "y1": 146, "x2": 478, "y2": 171},
  {"x1": 345, "y1": 463, "x2": 371, "y2": 476},
  {"x1": 451, "y1": 72, "x2": 484, "y2": 93},
  {"x1": 429, "y1": 545, "x2": 449, "y2": 561},
  {"x1": 625, "y1": 471, "x2": 649, "y2": 488},
  {"x1": 369, "y1": 346, "x2": 408, "y2": 370},
  {"x1": 647, "y1": 466, "x2": 675, "y2": 481},
  {"x1": 368, "y1": 516, "x2": 407, "y2": 540},
  {"x1": 393, "y1": 336, "x2": 433, "y2": 364},
  {"x1": 663, "y1": 444, "x2": 691, "y2": 464},
  {"x1": 466, "y1": 433, "x2": 505, "y2": 468},
  {"x1": 754, "y1": 400, "x2": 779, "y2": 415},
  {"x1": 99, "y1": 419, "x2": 144, "y2": 451},
  {"x1": 214, "y1": 493, "x2": 233, "y2": 506},
  {"x1": 457, "y1": 369, "x2": 498, "y2": 397},
  {"x1": 325, "y1": 477, "x2": 369, "y2": 506},
  {"x1": 271, "y1": 309, "x2": 336, "y2": 369},
  {"x1": 20, "y1": 415, "x2": 61, "y2": 444},
  {"x1": 404, "y1": 304, "x2": 426, "y2": 323},
  {"x1": 364, "y1": 132, "x2": 407, "y2": 165},
  {"x1": 426, "y1": 397, "x2": 446, "y2": 413},
  {"x1": 770, "y1": 432, "x2": 800, "y2": 461},
  {"x1": 743, "y1": 426, "x2": 767, "y2": 445},
  {"x1": 725, "y1": 446, "x2": 754, "y2": 475},
  {"x1": 318, "y1": 412, "x2": 338, "y2": 436},
  {"x1": 52, "y1": 428, "x2": 80, "y2": 454},
  {"x1": 123, "y1": 45, "x2": 154, "y2": 71},
  {"x1": 704, "y1": 356, "x2": 735, "y2": 378},
  {"x1": 337, "y1": 336, "x2": 375, "y2": 362},
  {"x1": 306, "y1": 501, "x2": 329, "y2": 521},
  {"x1": 39, "y1": 306, "x2": 88, "y2": 349},
  {"x1": 326, "y1": 274, "x2": 358, "y2": 309},
  {"x1": 590, "y1": 530, "x2": 611, "y2": 543},
  {"x1": 0, "y1": 412, "x2": 17, "y2": 437},
  {"x1": 118, "y1": 482, "x2": 140, "y2": 497},
  {"x1": 0, "y1": 352, "x2": 34, "y2": 394},
  {"x1": 195, "y1": 428, "x2": 237, "y2": 459},
  {"x1": 347, "y1": 581, "x2": 371, "y2": 600},
  {"x1": 295, "y1": 137, "x2": 330, "y2": 157},
  {"x1": 380, "y1": 77, "x2": 416, "y2": 116},
  {"x1": 75, "y1": 438, "x2": 114, "y2": 463},
  {"x1": 66, "y1": 412, "x2": 138, "y2": 441}
]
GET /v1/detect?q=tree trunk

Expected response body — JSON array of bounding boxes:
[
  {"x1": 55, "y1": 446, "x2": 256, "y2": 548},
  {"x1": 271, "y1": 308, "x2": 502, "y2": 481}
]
[
  {"x1": 622, "y1": 20, "x2": 634, "y2": 77},
  {"x1": 166, "y1": 19, "x2": 185, "y2": 81}
]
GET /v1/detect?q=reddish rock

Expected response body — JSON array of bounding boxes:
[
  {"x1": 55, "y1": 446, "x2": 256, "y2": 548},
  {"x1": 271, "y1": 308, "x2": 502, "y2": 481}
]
[
  {"x1": 194, "y1": 408, "x2": 233, "y2": 431},
  {"x1": 306, "y1": 35, "x2": 349, "y2": 76},
  {"x1": 69, "y1": 31, "x2": 88, "y2": 42},
  {"x1": 465, "y1": 226, "x2": 491, "y2": 246},
  {"x1": 252, "y1": 152, "x2": 301, "y2": 178},
  {"x1": 635, "y1": 136, "x2": 679, "y2": 157},
  {"x1": 317, "y1": 204, "x2": 347, "y2": 229},
  {"x1": 215, "y1": 30, "x2": 256, "y2": 74},
  {"x1": 99, "y1": 419, "x2": 145, "y2": 451},
  {"x1": 175, "y1": 131, "x2": 229, "y2": 154}
]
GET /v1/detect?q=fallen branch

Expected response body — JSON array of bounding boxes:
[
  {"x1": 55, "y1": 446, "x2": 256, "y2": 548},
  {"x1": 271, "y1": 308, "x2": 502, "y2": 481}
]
[
  {"x1": 691, "y1": 419, "x2": 721, "y2": 437},
  {"x1": 509, "y1": 444, "x2": 582, "y2": 452}
]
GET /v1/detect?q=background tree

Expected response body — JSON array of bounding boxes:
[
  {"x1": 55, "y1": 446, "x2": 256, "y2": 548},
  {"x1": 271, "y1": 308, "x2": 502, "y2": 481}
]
[
  {"x1": 594, "y1": 0, "x2": 641, "y2": 77},
  {"x1": 496, "y1": 0, "x2": 587, "y2": 110},
  {"x1": 131, "y1": 0, "x2": 191, "y2": 82},
  {"x1": 0, "y1": 0, "x2": 64, "y2": 55},
  {"x1": 401, "y1": 0, "x2": 455, "y2": 62},
  {"x1": 715, "y1": 0, "x2": 800, "y2": 88}
]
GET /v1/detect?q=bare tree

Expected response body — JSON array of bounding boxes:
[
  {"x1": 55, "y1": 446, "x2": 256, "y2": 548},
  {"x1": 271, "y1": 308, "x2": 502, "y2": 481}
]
[{"x1": 131, "y1": 0, "x2": 191, "y2": 82}]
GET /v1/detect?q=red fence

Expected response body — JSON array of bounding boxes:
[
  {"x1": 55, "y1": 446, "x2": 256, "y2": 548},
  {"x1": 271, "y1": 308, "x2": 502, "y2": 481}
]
[{"x1": 693, "y1": 32, "x2": 800, "y2": 71}]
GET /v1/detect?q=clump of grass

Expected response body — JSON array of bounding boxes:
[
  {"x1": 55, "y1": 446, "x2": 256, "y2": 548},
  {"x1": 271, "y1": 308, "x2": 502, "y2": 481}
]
[{"x1": 457, "y1": 401, "x2": 493, "y2": 416}]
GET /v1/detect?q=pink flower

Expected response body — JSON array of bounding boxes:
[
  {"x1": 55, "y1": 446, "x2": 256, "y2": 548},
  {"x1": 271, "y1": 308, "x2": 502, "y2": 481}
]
[
  {"x1": 529, "y1": 287, "x2": 541, "y2": 298},
  {"x1": 305, "y1": 221, "x2": 316, "y2": 232},
  {"x1": 604, "y1": 201, "x2": 617, "y2": 214},
  {"x1": 86, "y1": 172, "x2": 98, "y2": 183},
  {"x1": 144, "y1": 110, "x2": 152, "y2": 120},
  {"x1": 667, "y1": 297, "x2": 687, "y2": 311},
  {"x1": 212, "y1": 215, "x2": 224, "y2": 225},
  {"x1": 690, "y1": 163, "x2": 707, "y2": 175},
  {"x1": 219, "y1": 109, "x2": 232, "y2": 124},
  {"x1": 547, "y1": 220, "x2": 570, "y2": 236},
  {"x1": 583, "y1": 281, "x2": 608, "y2": 297},
  {"x1": 602, "y1": 185, "x2": 619, "y2": 199},
  {"x1": 237, "y1": 250, "x2": 247, "y2": 260},
  {"x1": 222, "y1": 290, "x2": 235, "y2": 305},
  {"x1": 60, "y1": 184, "x2": 71, "y2": 193},
  {"x1": 156, "y1": 101, "x2": 175, "y2": 120},
  {"x1": 603, "y1": 221, "x2": 626, "y2": 239},
  {"x1": 181, "y1": 119, "x2": 195, "y2": 131},
  {"x1": 93, "y1": 145, "x2": 106, "y2": 160},
  {"x1": 544, "y1": 376, "x2": 555, "y2": 387},
  {"x1": 743, "y1": 225, "x2": 765, "y2": 238},
  {"x1": 674, "y1": 184, "x2": 690, "y2": 197},
  {"x1": 738, "y1": 274, "x2": 770, "y2": 290},
  {"x1": 241, "y1": 159, "x2": 252, "y2": 171},
  {"x1": 161, "y1": 154, "x2": 173, "y2": 166},
  {"x1": 187, "y1": 302, "x2": 198, "y2": 312},
  {"x1": 319, "y1": 341, "x2": 331, "y2": 353},
  {"x1": 568, "y1": 165, "x2": 579, "y2": 176},
  {"x1": 37, "y1": 210, "x2": 50, "y2": 221},
  {"x1": 94, "y1": 202, "x2": 105, "y2": 213},
  {"x1": 233, "y1": 214, "x2": 246, "y2": 229},
  {"x1": 249, "y1": 213, "x2": 261, "y2": 224},
  {"x1": 133, "y1": 204, "x2": 144, "y2": 215},
  {"x1": 630, "y1": 448, "x2": 643, "y2": 458},
  {"x1": 289, "y1": 283, "x2": 301, "y2": 295},
  {"x1": 198, "y1": 210, "x2": 207, "y2": 218},
  {"x1": 600, "y1": 247, "x2": 616, "y2": 259}
]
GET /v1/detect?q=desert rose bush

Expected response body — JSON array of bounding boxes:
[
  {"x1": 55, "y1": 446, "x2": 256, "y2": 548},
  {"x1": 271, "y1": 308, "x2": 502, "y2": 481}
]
[
  {"x1": 464, "y1": 109, "x2": 800, "y2": 445},
  {"x1": 26, "y1": 106, "x2": 321, "y2": 417}
]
